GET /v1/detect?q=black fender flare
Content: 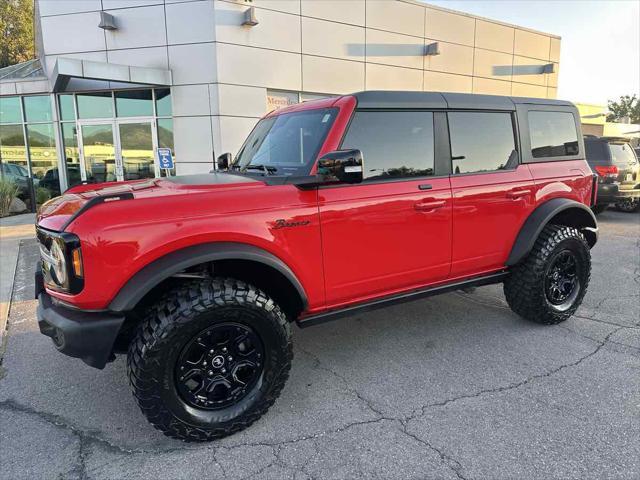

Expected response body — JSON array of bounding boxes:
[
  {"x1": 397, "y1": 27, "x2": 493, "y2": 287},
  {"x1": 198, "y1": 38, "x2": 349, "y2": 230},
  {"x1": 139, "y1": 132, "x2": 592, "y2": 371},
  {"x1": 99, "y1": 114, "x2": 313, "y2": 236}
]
[
  {"x1": 506, "y1": 198, "x2": 598, "y2": 266},
  {"x1": 108, "y1": 242, "x2": 308, "y2": 312}
]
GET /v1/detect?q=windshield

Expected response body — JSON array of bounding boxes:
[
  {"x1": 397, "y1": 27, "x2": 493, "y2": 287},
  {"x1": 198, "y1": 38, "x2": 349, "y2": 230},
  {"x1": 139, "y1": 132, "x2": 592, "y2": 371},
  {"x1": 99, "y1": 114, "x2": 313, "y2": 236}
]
[
  {"x1": 609, "y1": 143, "x2": 638, "y2": 167},
  {"x1": 234, "y1": 108, "x2": 337, "y2": 176}
]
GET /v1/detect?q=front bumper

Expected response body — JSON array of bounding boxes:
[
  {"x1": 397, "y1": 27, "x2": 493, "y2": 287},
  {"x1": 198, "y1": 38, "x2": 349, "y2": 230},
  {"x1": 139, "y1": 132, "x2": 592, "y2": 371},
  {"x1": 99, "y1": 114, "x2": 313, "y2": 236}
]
[{"x1": 37, "y1": 292, "x2": 125, "y2": 369}]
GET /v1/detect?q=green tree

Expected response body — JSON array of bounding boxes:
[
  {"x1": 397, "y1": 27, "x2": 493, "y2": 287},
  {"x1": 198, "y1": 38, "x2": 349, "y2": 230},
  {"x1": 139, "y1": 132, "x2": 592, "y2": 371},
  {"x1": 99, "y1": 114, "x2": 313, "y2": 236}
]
[
  {"x1": 607, "y1": 95, "x2": 640, "y2": 124},
  {"x1": 0, "y1": 0, "x2": 34, "y2": 68}
]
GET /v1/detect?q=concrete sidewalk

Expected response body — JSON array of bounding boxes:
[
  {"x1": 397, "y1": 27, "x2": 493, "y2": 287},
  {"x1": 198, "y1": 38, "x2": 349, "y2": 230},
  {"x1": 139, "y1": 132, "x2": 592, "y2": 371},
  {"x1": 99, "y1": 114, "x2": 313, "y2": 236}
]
[{"x1": 0, "y1": 214, "x2": 36, "y2": 348}]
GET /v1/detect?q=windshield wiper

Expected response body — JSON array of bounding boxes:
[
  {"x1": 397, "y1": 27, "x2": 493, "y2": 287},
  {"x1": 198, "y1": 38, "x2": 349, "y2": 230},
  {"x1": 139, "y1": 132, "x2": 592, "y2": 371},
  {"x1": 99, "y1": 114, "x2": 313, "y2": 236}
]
[{"x1": 242, "y1": 164, "x2": 278, "y2": 176}]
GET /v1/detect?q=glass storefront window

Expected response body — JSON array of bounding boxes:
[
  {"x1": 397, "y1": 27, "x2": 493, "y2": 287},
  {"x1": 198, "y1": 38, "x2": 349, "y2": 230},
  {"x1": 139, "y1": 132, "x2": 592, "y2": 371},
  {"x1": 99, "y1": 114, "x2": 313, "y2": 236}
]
[
  {"x1": 157, "y1": 118, "x2": 175, "y2": 176},
  {"x1": 59, "y1": 94, "x2": 76, "y2": 121},
  {"x1": 116, "y1": 90, "x2": 153, "y2": 117},
  {"x1": 61, "y1": 123, "x2": 82, "y2": 188},
  {"x1": 0, "y1": 97, "x2": 22, "y2": 124},
  {"x1": 26, "y1": 123, "x2": 60, "y2": 199},
  {"x1": 77, "y1": 92, "x2": 114, "y2": 119},
  {"x1": 24, "y1": 95, "x2": 53, "y2": 123},
  {"x1": 155, "y1": 89, "x2": 172, "y2": 117},
  {"x1": 1, "y1": 124, "x2": 32, "y2": 212}
]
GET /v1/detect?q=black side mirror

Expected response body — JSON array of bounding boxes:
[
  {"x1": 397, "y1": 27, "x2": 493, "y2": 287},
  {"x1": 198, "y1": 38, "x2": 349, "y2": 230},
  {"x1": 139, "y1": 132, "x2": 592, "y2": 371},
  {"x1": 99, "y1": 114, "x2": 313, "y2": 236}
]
[
  {"x1": 217, "y1": 152, "x2": 232, "y2": 171},
  {"x1": 317, "y1": 149, "x2": 364, "y2": 184}
]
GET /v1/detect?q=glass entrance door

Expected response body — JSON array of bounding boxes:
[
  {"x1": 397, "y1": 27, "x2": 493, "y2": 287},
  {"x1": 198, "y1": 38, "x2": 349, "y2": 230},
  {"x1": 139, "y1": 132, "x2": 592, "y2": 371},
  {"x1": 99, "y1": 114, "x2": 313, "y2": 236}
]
[
  {"x1": 78, "y1": 120, "x2": 158, "y2": 183},
  {"x1": 79, "y1": 123, "x2": 118, "y2": 183},
  {"x1": 118, "y1": 121, "x2": 158, "y2": 180}
]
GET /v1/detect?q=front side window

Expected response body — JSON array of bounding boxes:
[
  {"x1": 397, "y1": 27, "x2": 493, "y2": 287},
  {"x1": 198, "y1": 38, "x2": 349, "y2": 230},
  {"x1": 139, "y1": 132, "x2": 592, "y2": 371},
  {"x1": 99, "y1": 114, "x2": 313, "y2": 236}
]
[
  {"x1": 341, "y1": 111, "x2": 435, "y2": 180},
  {"x1": 529, "y1": 111, "x2": 579, "y2": 158},
  {"x1": 448, "y1": 112, "x2": 517, "y2": 174},
  {"x1": 234, "y1": 108, "x2": 337, "y2": 176}
]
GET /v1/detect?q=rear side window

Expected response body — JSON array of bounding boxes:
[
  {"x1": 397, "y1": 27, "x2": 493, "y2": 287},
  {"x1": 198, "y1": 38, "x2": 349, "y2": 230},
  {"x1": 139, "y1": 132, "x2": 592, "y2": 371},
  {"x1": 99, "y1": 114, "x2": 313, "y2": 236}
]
[
  {"x1": 529, "y1": 111, "x2": 579, "y2": 158},
  {"x1": 341, "y1": 111, "x2": 434, "y2": 180},
  {"x1": 448, "y1": 112, "x2": 518, "y2": 174}
]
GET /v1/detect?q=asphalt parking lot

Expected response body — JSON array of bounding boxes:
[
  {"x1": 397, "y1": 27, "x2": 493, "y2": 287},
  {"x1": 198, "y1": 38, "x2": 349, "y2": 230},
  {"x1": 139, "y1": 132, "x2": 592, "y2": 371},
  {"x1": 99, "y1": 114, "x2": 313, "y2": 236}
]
[{"x1": 0, "y1": 209, "x2": 638, "y2": 480}]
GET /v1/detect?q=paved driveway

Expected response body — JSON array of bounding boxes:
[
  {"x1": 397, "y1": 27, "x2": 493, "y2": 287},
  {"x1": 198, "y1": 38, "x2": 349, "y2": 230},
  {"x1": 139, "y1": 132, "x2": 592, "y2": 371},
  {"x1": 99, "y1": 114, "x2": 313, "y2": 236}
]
[{"x1": 1, "y1": 210, "x2": 638, "y2": 480}]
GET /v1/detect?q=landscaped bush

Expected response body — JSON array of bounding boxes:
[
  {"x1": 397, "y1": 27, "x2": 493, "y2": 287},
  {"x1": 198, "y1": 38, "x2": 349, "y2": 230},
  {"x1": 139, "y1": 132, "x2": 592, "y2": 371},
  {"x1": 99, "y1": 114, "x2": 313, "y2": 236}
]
[
  {"x1": 36, "y1": 187, "x2": 51, "y2": 206},
  {"x1": 0, "y1": 179, "x2": 20, "y2": 217}
]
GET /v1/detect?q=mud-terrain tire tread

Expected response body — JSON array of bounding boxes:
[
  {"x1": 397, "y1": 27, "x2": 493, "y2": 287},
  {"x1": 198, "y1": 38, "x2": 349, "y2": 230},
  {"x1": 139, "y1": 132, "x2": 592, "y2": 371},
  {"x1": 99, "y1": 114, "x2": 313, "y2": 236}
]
[
  {"x1": 127, "y1": 277, "x2": 292, "y2": 442},
  {"x1": 504, "y1": 224, "x2": 591, "y2": 325}
]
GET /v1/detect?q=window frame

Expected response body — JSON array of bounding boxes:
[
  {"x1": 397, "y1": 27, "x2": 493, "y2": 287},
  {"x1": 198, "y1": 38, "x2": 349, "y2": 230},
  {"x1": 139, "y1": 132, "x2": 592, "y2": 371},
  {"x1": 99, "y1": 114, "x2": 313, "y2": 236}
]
[
  {"x1": 516, "y1": 104, "x2": 584, "y2": 164},
  {"x1": 446, "y1": 109, "x2": 521, "y2": 177},
  {"x1": 336, "y1": 108, "x2": 451, "y2": 185}
]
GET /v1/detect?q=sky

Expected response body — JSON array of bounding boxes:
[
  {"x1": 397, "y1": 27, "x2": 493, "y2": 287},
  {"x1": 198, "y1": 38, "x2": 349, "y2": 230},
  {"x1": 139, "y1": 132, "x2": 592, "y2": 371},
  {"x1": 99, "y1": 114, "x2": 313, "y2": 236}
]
[{"x1": 425, "y1": 0, "x2": 640, "y2": 106}]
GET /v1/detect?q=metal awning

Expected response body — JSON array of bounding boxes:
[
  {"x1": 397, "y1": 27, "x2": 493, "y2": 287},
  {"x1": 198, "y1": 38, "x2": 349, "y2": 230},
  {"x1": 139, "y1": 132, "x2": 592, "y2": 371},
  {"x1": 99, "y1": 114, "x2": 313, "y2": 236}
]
[{"x1": 52, "y1": 57, "x2": 172, "y2": 92}]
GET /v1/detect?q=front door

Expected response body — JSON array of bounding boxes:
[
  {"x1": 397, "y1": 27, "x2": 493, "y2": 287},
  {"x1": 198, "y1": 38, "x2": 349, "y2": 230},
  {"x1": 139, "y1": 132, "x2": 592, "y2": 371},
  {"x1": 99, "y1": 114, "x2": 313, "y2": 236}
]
[
  {"x1": 319, "y1": 110, "x2": 452, "y2": 307},
  {"x1": 78, "y1": 120, "x2": 158, "y2": 183}
]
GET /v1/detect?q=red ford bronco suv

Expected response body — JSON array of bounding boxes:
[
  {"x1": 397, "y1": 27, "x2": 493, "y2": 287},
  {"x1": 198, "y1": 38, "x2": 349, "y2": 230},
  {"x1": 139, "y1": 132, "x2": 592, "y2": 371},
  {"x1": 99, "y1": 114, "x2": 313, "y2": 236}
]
[{"x1": 36, "y1": 91, "x2": 598, "y2": 441}]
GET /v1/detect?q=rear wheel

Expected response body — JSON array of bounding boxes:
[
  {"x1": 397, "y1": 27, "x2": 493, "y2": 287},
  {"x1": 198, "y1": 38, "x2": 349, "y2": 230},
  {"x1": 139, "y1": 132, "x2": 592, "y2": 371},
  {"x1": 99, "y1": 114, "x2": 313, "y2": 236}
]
[
  {"x1": 127, "y1": 278, "x2": 292, "y2": 442},
  {"x1": 504, "y1": 225, "x2": 591, "y2": 325},
  {"x1": 614, "y1": 198, "x2": 640, "y2": 213}
]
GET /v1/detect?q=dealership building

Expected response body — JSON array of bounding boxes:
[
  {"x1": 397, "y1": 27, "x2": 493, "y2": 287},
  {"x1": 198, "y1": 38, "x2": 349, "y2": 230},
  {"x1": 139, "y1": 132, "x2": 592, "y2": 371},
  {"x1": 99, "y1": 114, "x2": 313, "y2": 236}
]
[{"x1": 0, "y1": 0, "x2": 562, "y2": 211}]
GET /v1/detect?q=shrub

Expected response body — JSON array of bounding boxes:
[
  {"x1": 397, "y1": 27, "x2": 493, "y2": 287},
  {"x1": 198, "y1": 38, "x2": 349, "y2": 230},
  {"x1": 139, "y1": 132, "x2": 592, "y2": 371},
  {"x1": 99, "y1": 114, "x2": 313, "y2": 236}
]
[
  {"x1": 36, "y1": 187, "x2": 51, "y2": 205},
  {"x1": 0, "y1": 179, "x2": 20, "y2": 217}
]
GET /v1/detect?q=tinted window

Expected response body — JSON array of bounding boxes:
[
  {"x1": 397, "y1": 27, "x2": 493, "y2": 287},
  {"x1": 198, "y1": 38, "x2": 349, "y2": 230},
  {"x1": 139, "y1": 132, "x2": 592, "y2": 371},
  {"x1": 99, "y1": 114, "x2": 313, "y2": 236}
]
[
  {"x1": 609, "y1": 143, "x2": 638, "y2": 167},
  {"x1": 584, "y1": 139, "x2": 609, "y2": 164},
  {"x1": 448, "y1": 112, "x2": 517, "y2": 174},
  {"x1": 529, "y1": 111, "x2": 579, "y2": 158},
  {"x1": 341, "y1": 111, "x2": 434, "y2": 180}
]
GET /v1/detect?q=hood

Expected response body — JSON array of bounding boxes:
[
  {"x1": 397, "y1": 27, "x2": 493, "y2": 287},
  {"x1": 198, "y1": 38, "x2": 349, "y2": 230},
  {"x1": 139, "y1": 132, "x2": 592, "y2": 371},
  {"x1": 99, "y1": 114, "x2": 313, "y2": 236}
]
[{"x1": 37, "y1": 173, "x2": 262, "y2": 232}]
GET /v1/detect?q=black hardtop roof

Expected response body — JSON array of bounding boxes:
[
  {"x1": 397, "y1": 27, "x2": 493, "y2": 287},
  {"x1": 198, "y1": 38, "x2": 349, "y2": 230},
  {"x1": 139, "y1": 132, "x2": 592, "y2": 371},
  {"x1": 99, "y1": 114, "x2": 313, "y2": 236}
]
[{"x1": 352, "y1": 91, "x2": 574, "y2": 111}]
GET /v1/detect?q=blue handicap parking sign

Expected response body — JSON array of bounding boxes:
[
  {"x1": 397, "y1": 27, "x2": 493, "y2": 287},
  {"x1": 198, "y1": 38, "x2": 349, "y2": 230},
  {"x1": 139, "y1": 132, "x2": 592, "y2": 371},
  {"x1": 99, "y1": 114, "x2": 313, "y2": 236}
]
[{"x1": 157, "y1": 148, "x2": 174, "y2": 169}]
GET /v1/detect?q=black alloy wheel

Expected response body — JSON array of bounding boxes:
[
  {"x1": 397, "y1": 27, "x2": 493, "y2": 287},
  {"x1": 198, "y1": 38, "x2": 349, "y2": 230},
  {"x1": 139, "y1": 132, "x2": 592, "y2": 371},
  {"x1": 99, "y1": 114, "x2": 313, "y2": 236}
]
[
  {"x1": 544, "y1": 250, "x2": 579, "y2": 310},
  {"x1": 175, "y1": 322, "x2": 265, "y2": 410}
]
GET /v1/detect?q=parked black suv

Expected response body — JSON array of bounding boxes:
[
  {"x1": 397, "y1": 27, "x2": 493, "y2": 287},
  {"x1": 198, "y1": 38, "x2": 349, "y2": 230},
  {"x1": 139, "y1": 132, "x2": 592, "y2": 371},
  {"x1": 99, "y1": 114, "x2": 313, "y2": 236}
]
[{"x1": 584, "y1": 136, "x2": 640, "y2": 213}]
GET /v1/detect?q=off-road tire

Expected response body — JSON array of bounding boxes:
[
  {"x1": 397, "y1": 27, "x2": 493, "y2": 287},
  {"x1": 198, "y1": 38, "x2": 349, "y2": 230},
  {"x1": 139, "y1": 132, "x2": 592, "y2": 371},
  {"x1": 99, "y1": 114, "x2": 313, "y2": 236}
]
[
  {"x1": 504, "y1": 225, "x2": 591, "y2": 325},
  {"x1": 127, "y1": 277, "x2": 292, "y2": 442},
  {"x1": 591, "y1": 204, "x2": 608, "y2": 215}
]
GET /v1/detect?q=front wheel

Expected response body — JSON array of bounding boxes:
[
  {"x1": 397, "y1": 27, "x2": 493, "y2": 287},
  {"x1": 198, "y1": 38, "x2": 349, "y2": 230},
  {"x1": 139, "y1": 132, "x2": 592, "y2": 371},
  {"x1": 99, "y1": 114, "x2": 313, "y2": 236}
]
[
  {"x1": 504, "y1": 225, "x2": 591, "y2": 325},
  {"x1": 127, "y1": 278, "x2": 292, "y2": 441}
]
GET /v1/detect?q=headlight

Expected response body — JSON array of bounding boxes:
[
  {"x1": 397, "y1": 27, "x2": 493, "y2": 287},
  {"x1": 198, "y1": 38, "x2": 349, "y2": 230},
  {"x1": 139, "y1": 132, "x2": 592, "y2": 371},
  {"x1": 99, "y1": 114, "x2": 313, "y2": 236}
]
[
  {"x1": 49, "y1": 239, "x2": 67, "y2": 286},
  {"x1": 37, "y1": 228, "x2": 84, "y2": 294}
]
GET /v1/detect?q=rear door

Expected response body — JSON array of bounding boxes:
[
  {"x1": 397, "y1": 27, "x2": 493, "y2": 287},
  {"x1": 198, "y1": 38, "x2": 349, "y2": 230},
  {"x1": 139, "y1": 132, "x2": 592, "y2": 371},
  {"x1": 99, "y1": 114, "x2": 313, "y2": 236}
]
[
  {"x1": 447, "y1": 110, "x2": 535, "y2": 277},
  {"x1": 319, "y1": 110, "x2": 452, "y2": 306}
]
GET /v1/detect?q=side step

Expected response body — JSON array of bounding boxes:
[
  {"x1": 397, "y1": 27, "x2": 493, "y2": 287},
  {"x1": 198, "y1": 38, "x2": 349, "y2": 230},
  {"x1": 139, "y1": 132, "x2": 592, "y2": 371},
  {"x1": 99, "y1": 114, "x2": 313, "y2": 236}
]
[{"x1": 296, "y1": 271, "x2": 509, "y2": 328}]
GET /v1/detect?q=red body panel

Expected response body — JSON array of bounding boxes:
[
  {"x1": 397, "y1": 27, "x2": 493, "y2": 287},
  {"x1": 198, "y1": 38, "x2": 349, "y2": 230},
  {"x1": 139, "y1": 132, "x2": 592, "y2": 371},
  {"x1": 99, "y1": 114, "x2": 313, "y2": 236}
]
[
  {"x1": 318, "y1": 177, "x2": 452, "y2": 307},
  {"x1": 37, "y1": 95, "x2": 596, "y2": 317}
]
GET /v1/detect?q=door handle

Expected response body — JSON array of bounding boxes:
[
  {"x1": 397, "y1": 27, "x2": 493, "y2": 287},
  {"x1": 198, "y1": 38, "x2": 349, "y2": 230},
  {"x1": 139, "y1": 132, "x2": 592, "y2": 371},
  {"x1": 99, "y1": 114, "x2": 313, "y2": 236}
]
[
  {"x1": 414, "y1": 199, "x2": 446, "y2": 212},
  {"x1": 506, "y1": 189, "x2": 531, "y2": 199}
]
